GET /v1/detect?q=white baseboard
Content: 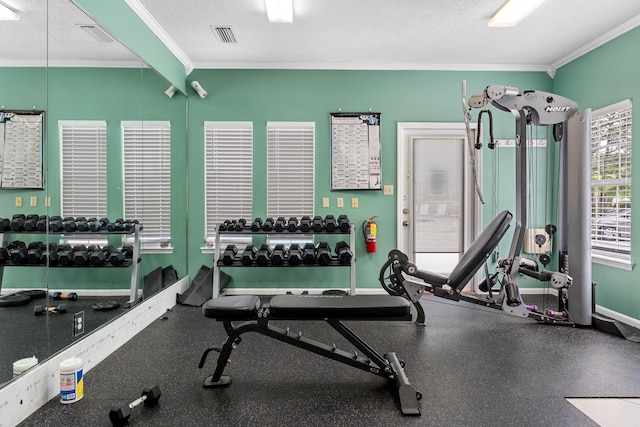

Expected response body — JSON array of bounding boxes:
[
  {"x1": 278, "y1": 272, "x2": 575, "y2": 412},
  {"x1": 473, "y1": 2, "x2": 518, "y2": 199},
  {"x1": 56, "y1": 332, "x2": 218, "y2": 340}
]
[
  {"x1": 0, "y1": 276, "x2": 189, "y2": 427},
  {"x1": 596, "y1": 305, "x2": 640, "y2": 330}
]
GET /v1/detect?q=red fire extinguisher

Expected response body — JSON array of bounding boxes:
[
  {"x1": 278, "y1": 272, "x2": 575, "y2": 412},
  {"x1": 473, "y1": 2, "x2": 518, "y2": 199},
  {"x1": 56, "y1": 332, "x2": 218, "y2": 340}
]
[{"x1": 363, "y1": 216, "x2": 378, "y2": 253}]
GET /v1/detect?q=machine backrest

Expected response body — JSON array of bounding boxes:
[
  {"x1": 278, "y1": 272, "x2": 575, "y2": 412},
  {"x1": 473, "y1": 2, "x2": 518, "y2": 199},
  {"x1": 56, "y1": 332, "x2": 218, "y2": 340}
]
[{"x1": 447, "y1": 210, "x2": 513, "y2": 291}]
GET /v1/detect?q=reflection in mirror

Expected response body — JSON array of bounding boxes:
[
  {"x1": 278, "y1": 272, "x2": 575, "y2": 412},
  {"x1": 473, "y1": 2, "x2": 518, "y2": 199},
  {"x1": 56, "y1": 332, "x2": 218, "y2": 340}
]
[{"x1": 0, "y1": 0, "x2": 188, "y2": 388}]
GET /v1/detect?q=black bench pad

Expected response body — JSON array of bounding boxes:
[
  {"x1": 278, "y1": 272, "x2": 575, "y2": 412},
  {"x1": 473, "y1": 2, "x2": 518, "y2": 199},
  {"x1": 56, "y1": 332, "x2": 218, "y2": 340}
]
[
  {"x1": 202, "y1": 295, "x2": 411, "y2": 321},
  {"x1": 202, "y1": 295, "x2": 261, "y2": 320},
  {"x1": 270, "y1": 295, "x2": 410, "y2": 319}
]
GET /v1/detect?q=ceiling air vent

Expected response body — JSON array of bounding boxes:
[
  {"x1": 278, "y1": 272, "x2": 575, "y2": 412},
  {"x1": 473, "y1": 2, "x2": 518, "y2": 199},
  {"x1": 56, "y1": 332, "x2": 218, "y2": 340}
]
[
  {"x1": 211, "y1": 26, "x2": 237, "y2": 43},
  {"x1": 77, "y1": 24, "x2": 113, "y2": 43}
]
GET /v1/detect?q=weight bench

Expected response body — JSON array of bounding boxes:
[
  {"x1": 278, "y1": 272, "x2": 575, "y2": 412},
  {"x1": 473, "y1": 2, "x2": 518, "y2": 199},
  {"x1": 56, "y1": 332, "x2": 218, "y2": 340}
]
[{"x1": 199, "y1": 294, "x2": 421, "y2": 416}]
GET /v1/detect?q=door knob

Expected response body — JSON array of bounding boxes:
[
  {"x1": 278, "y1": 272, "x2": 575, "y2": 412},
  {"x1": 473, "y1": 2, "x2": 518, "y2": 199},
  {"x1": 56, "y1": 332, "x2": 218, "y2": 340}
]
[{"x1": 402, "y1": 220, "x2": 409, "y2": 226}]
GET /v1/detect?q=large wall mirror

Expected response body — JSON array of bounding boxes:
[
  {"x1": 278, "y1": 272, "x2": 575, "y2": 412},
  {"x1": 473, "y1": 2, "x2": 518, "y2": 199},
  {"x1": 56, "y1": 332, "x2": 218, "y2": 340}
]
[{"x1": 0, "y1": 0, "x2": 188, "y2": 387}]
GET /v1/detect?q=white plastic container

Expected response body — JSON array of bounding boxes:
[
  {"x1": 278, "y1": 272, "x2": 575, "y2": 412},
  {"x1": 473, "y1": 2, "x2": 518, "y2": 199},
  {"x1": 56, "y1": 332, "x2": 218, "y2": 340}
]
[
  {"x1": 59, "y1": 357, "x2": 84, "y2": 404},
  {"x1": 13, "y1": 356, "x2": 38, "y2": 377}
]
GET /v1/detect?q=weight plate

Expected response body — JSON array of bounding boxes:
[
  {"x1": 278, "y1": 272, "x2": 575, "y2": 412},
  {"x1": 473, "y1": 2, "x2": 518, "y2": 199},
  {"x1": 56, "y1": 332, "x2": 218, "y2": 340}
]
[
  {"x1": 91, "y1": 300, "x2": 121, "y2": 311},
  {"x1": 16, "y1": 289, "x2": 47, "y2": 300},
  {"x1": 0, "y1": 293, "x2": 31, "y2": 307}
]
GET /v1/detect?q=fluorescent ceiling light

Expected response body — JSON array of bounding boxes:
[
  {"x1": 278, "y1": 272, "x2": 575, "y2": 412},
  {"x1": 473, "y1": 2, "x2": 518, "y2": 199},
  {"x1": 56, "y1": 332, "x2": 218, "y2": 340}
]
[
  {"x1": 489, "y1": 0, "x2": 546, "y2": 27},
  {"x1": 0, "y1": 2, "x2": 19, "y2": 21},
  {"x1": 265, "y1": 0, "x2": 293, "y2": 24}
]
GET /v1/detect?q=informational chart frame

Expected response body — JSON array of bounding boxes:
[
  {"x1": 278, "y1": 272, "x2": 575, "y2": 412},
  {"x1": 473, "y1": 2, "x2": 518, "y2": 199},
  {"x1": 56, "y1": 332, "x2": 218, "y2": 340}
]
[
  {"x1": 330, "y1": 112, "x2": 382, "y2": 190},
  {"x1": 0, "y1": 110, "x2": 45, "y2": 189}
]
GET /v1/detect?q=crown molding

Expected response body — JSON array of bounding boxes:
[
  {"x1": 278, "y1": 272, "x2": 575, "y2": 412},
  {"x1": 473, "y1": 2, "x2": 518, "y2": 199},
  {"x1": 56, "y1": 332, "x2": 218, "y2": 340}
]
[{"x1": 552, "y1": 14, "x2": 640, "y2": 70}]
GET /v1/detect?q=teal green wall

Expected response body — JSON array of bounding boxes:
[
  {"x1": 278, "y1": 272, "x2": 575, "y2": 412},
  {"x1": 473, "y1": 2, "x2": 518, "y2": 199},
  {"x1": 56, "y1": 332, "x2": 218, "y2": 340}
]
[
  {"x1": 185, "y1": 69, "x2": 552, "y2": 291},
  {"x1": 553, "y1": 26, "x2": 640, "y2": 320},
  {"x1": 0, "y1": 67, "x2": 187, "y2": 290}
]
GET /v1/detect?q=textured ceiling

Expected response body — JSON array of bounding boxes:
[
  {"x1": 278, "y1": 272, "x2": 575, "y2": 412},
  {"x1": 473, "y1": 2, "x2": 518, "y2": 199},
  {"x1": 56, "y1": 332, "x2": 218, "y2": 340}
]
[{"x1": 2, "y1": 0, "x2": 640, "y2": 73}]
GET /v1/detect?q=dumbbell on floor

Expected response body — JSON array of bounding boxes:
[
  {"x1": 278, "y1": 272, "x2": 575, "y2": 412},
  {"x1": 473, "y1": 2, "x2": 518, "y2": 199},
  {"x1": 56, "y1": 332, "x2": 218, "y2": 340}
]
[
  {"x1": 52, "y1": 292, "x2": 78, "y2": 301},
  {"x1": 108, "y1": 385, "x2": 161, "y2": 426},
  {"x1": 34, "y1": 304, "x2": 67, "y2": 316}
]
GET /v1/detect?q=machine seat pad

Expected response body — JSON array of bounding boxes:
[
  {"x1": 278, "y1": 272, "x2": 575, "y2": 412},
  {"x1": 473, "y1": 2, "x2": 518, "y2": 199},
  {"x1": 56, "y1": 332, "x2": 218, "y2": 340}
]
[
  {"x1": 269, "y1": 295, "x2": 410, "y2": 320},
  {"x1": 202, "y1": 295, "x2": 261, "y2": 320}
]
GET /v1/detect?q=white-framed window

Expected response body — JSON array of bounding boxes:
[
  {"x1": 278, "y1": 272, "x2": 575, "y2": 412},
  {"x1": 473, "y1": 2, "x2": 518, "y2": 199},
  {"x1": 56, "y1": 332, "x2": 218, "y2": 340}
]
[
  {"x1": 59, "y1": 120, "x2": 108, "y2": 219},
  {"x1": 204, "y1": 121, "x2": 253, "y2": 249},
  {"x1": 122, "y1": 121, "x2": 172, "y2": 250},
  {"x1": 266, "y1": 121, "x2": 315, "y2": 245},
  {"x1": 590, "y1": 99, "x2": 632, "y2": 266}
]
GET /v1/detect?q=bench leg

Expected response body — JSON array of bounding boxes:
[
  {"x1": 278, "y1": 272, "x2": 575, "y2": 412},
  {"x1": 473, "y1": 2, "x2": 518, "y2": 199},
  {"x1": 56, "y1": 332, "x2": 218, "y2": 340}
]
[{"x1": 386, "y1": 352, "x2": 421, "y2": 416}]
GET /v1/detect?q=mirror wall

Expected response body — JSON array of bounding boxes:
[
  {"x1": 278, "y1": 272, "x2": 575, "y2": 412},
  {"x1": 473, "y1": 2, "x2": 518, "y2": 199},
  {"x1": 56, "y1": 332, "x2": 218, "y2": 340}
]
[{"x1": 0, "y1": 0, "x2": 188, "y2": 386}]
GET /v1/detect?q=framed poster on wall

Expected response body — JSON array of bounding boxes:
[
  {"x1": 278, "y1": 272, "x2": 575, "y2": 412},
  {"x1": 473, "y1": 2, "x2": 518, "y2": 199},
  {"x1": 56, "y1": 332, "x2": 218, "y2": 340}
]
[
  {"x1": 330, "y1": 112, "x2": 382, "y2": 190},
  {"x1": 0, "y1": 110, "x2": 45, "y2": 189}
]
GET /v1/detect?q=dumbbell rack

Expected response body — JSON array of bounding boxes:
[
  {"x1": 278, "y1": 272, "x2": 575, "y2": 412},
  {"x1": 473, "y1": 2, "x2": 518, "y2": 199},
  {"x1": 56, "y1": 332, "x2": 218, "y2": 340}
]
[
  {"x1": 0, "y1": 224, "x2": 143, "y2": 308},
  {"x1": 212, "y1": 224, "x2": 356, "y2": 298}
]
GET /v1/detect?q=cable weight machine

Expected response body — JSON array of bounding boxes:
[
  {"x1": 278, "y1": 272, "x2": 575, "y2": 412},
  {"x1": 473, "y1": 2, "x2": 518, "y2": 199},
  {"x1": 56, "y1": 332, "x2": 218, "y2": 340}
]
[{"x1": 380, "y1": 83, "x2": 593, "y2": 327}]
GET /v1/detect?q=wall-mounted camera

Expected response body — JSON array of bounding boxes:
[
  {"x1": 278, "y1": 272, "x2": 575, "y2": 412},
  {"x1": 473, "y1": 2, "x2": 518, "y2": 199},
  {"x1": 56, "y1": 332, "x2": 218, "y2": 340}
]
[{"x1": 191, "y1": 81, "x2": 208, "y2": 99}]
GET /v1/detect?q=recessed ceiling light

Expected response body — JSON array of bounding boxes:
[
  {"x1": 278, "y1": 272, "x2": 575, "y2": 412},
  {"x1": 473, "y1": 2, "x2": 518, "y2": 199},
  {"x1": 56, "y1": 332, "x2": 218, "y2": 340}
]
[{"x1": 489, "y1": 0, "x2": 546, "y2": 27}]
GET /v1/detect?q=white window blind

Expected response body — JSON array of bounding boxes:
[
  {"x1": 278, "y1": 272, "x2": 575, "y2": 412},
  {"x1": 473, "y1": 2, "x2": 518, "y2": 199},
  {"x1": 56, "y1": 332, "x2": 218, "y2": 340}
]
[
  {"x1": 590, "y1": 99, "x2": 632, "y2": 261},
  {"x1": 122, "y1": 121, "x2": 171, "y2": 247},
  {"x1": 59, "y1": 120, "x2": 107, "y2": 218},
  {"x1": 267, "y1": 122, "x2": 315, "y2": 218},
  {"x1": 204, "y1": 121, "x2": 253, "y2": 245}
]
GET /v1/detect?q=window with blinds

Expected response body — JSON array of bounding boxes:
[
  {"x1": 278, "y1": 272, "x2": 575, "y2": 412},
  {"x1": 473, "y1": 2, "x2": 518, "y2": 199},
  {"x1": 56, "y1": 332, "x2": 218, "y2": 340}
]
[
  {"x1": 267, "y1": 122, "x2": 315, "y2": 246},
  {"x1": 590, "y1": 99, "x2": 632, "y2": 262},
  {"x1": 59, "y1": 120, "x2": 108, "y2": 218},
  {"x1": 122, "y1": 121, "x2": 172, "y2": 248},
  {"x1": 204, "y1": 121, "x2": 253, "y2": 247}
]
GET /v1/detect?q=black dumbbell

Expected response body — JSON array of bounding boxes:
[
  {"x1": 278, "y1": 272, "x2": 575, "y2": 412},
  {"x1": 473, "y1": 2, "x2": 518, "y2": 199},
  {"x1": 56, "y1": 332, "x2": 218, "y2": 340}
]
[
  {"x1": 218, "y1": 220, "x2": 232, "y2": 232},
  {"x1": 108, "y1": 385, "x2": 161, "y2": 426},
  {"x1": 302, "y1": 243, "x2": 316, "y2": 264},
  {"x1": 334, "y1": 241, "x2": 353, "y2": 265},
  {"x1": 299, "y1": 216, "x2": 312, "y2": 232},
  {"x1": 287, "y1": 244, "x2": 303, "y2": 265},
  {"x1": 274, "y1": 217, "x2": 286, "y2": 232},
  {"x1": 8, "y1": 241, "x2": 27, "y2": 264},
  {"x1": 58, "y1": 250, "x2": 74, "y2": 266},
  {"x1": 10, "y1": 214, "x2": 26, "y2": 231},
  {"x1": 324, "y1": 215, "x2": 337, "y2": 232},
  {"x1": 24, "y1": 214, "x2": 39, "y2": 231},
  {"x1": 72, "y1": 245, "x2": 90, "y2": 266},
  {"x1": 102, "y1": 244, "x2": 116, "y2": 255},
  {"x1": 62, "y1": 217, "x2": 77, "y2": 232},
  {"x1": 255, "y1": 244, "x2": 273, "y2": 266},
  {"x1": 337, "y1": 214, "x2": 351, "y2": 232},
  {"x1": 234, "y1": 218, "x2": 247, "y2": 231},
  {"x1": 262, "y1": 217, "x2": 275, "y2": 231},
  {"x1": 315, "y1": 242, "x2": 332, "y2": 265},
  {"x1": 90, "y1": 248, "x2": 106, "y2": 266},
  {"x1": 240, "y1": 245, "x2": 257, "y2": 266},
  {"x1": 49, "y1": 216, "x2": 64, "y2": 232},
  {"x1": 75, "y1": 217, "x2": 90, "y2": 232},
  {"x1": 36, "y1": 215, "x2": 48, "y2": 231},
  {"x1": 251, "y1": 218, "x2": 263, "y2": 232},
  {"x1": 34, "y1": 304, "x2": 67, "y2": 316},
  {"x1": 27, "y1": 241, "x2": 45, "y2": 264},
  {"x1": 41, "y1": 243, "x2": 60, "y2": 266},
  {"x1": 287, "y1": 217, "x2": 298, "y2": 232},
  {"x1": 271, "y1": 244, "x2": 286, "y2": 265},
  {"x1": 0, "y1": 217, "x2": 10, "y2": 231},
  {"x1": 121, "y1": 245, "x2": 134, "y2": 259},
  {"x1": 52, "y1": 292, "x2": 78, "y2": 301},
  {"x1": 0, "y1": 247, "x2": 9, "y2": 264},
  {"x1": 88, "y1": 218, "x2": 103, "y2": 232},
  {"x1": 107, "y1": 219, "x2": 125, "y2": 232},
  {"x1": 221, "y1": 245, "x2": 238, "y2": 265},
  {"x1": 109, "y1": 251, "x2": 126, "y2": 266},
  {"x1": 312, "y1": 216, "x2": 324, "y2": 232}
]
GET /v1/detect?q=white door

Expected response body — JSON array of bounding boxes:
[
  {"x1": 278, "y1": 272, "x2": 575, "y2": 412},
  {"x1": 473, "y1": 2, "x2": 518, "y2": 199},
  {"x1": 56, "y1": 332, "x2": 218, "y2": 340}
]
[{"x1": 397, "y1": 123, "x2": 480, "y2": 291}]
